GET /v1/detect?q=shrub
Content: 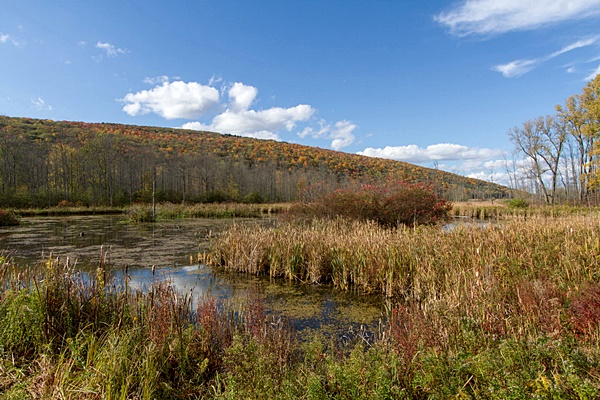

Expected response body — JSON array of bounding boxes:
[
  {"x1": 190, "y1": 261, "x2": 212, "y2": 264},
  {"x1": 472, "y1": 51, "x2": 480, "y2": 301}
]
[
  {"x1": 289, "y1": 180, "x2": 451, "y2": 227},
  {"x1": 127, "y1": 205, "x2": 156, "y2": 222},
  {"x1": 569, "y1": 284, "x2": 600, "y2": 335},
  {"x1": 57, "y1": 200, "x2": 77, "y2": 208},
  {"x1": 241, "y1": 191, "x2": 266, "y2": 204},
  {"x1": 0, "y1": 210, "x2": 20, "y2": 226},
  {"x1": 508, "y1": 198, "x2": 529, "y2": 209}
]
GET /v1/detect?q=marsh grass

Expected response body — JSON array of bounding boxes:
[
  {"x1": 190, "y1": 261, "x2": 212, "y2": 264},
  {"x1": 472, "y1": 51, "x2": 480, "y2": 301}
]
[
  {"x1": 12, "y1": 202, "x2": 288, "y2": 221},
  {"x1": 127, "y1": 202, "x2": 289, "y2": 223},
  {"x1": 452, "y1": 201, "x2": 600, "y2": 219},
  {"x1": 2, "y1": 211, "x2": 600, "y2": 398},
  {"x1": 0, "y1": 255, "x2": 296, "y2": 398},
  {"x1": 16, "y1": 206, "x2": 124, "y2": 217},
  {"x1": 204, "y1": 213, "x2": 600, "y2": 396},
  {"x1": 207, "y1": 215, "x2": 600, "y2": 296}
]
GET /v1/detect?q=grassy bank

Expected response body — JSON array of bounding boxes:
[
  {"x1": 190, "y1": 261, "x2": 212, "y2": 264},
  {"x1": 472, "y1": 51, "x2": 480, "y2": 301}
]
[
  {"x1": 451, "y1": 200, "x2": 600, "y2": 219},
  {"x1": 9, "y1": 206, "x2": 124, "y2": 217},
  {"x1": 1, "y1": 247, "x2": 599, "y2": 398},
  {"x1": 127, "y1": 202, "x2": 288, "y2": 222},
  {"x1": 8, "y1": 202, "x2": 288, "y2": 221}
]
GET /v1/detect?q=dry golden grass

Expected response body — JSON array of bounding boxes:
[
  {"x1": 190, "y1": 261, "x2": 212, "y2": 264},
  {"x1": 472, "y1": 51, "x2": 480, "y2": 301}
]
[{"x1": 206, "y1": 214, "x2": 600, "y2": 345}]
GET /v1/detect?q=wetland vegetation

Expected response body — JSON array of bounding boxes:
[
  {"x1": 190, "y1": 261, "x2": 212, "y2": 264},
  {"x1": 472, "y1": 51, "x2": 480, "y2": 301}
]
[
  {"x1": 1, "y1": 210, "x2": 600, "y2": 398},
  {"x1": 1, "y1": 186, "x2": 599, "y2": 397},
  {"x1": 1, "y1": 74, "x2": 600, "y2": 397}
]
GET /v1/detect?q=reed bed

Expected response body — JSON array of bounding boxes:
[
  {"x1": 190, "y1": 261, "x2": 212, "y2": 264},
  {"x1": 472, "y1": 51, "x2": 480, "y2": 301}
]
[
  {"x1": 201, "y1": 214, "x2": 600, "y2": 397},
  {"x1": 1, "y1": 226, "x2": 599, "y2": 397},
  {"x1": 15, "y1": 205, "x2": 124, "y2": 217},
  {"x1": 154, "y1": 202, "x2": 288, "y2": 219},
  {"x1": 207, "y1": 215, "x2": 599, "y2": 292},
  {"x1": 452, "y1": 201, "x2": 600, "y2": 219},
  {"x1": 127, "y1": 202, "x2": 289, "y2": 222},
  {"x1": 206, "y1": 215, "x2": 600, "y2": 346}
]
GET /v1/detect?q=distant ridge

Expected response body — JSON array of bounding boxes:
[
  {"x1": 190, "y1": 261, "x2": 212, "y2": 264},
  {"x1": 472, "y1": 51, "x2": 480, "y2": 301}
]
[{"x1": 0, "y1": 116, "x2": 509, "y2": 206}]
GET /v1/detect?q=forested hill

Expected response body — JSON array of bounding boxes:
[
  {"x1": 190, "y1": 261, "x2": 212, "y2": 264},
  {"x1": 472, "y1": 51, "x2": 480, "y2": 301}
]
[{"x1": 0, "y1": 116, "x2": 508, "y2": 207}]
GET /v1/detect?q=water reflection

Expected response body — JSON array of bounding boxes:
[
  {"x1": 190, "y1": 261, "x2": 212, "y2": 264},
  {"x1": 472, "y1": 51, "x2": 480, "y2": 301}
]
[
  {"x1": 0, "y1": 215, "x2": 385, "y2": 340},
  {"x1": 0, "y1": 215, "x2": 236, "y2": 268}
]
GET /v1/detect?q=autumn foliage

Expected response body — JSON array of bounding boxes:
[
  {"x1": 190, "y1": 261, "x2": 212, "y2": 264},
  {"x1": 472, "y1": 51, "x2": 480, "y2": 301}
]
[
  {"x1": 0, "y1": 116, "x2": 509, "y2": 208},
  {"x1": 289, "y1": 180, "x2": 451, "y2": 227},
  {"x1": 0, "y1": 210, "x2": 20, "y2": 226}
]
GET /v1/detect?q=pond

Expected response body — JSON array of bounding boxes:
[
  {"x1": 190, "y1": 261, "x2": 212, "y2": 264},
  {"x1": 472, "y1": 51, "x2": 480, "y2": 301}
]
[{"x1": 0, "y1": 215, "x2": 385, "y2": 341}]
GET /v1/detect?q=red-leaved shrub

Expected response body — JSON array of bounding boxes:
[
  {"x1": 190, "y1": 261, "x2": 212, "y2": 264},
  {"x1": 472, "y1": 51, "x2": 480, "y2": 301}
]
[
  {"x1": 290, "y1": 180, "x2": 451, "y2": 227},
  {"x1": 569, "y1": 284, "x2": 600, "y2": 335}
]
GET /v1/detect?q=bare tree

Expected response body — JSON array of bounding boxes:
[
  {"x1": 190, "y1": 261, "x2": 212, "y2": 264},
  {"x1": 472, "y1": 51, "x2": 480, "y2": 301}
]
[{"x1": 510, "y1": 115, "x2": 566, "y2": 204}]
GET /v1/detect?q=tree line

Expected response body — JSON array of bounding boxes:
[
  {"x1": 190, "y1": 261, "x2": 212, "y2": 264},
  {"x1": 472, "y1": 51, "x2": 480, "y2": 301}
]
[
  {"x1": 0, "y1": 116, "x2": 509, "y2": 208},
  {"x1": 509, "y1": 74, "x2": 600, "y2": 204}
]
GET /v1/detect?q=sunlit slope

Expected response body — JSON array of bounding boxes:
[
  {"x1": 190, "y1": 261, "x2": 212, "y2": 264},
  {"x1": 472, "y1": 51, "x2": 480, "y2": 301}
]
[{"x1": 1, "y1": 116, "x2": 509, "y2": 200}]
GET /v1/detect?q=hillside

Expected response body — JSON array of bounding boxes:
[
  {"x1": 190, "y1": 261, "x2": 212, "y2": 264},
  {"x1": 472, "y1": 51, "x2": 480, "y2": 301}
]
[{"x1": 0, "y1": 116, "x2": 509, "y2": 207}]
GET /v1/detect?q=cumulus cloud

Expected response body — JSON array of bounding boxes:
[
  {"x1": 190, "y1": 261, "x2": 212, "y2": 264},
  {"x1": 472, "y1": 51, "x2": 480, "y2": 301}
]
[
  {"x1": 493, "y1": 36, "x2": 600, "y2": 77},
  {"x1": 300, "y1": 119, "x2": 357, "y2": 150},
  {"x1": 357, "y1": 143, "x2": 503, "y2": 164},
  {"x1": 178, "y1": 82, "x2": 316, "y2": 141},
  {"x1": 125, "y1": 79, "x2": 356, "y2": 148},
  {"x1": 359, "y1": 144, "x2": 530, "y2": 186},
  {"x1": 228, "y1": 82, "x2": 258, "y2": 112},
  {"x1": 211, "y1": 105, "x2": 314, "y2": 133},
  {"x1": 181, "y1": 121, "x2": 281, "y2": 140},
  {"x1": 122, "y1": 81, "x2": 221, "y2": 119},
  {"x1": 435, "y1": 0, "x2": 600, "y2": 36},
  {"x1": 182, "y1": 104, "x2": 314, "y2": 140},
  {"x1": 96, "y1": 41, "x2": 127, "y2": 57}
]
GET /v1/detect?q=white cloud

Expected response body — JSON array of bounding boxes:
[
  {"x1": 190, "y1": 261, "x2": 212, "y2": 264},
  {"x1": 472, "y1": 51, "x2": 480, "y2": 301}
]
[
  {"x1": 179, "y1": 82, "x2": 316, "y2": 141},
  {"x1": 96, "y1": 41, "x2": 127, "y2": 57},
  {"x1": 551, "y1": 36, "x2": 600, "y2": 56},
  {"x1": 301, "y1": 119, "x2": 357, "y2": 150},
  {"x1": 359, "y1": 143, "x2": 520, "y2": 186},
  {"x1": 185, "y1": 105, "x2": 314, "y2": 138},
  {"x1": 0, "y1": 32, "x2": 20, "y2": 46},
  {"x1": 143, "y1": 75, "x2": 170, "y2": 85},
  {"x1": 228, "y1": 82, "x2": 258, "y2": 112},
  {"x1": 493, "y1": 36, "x2": 600, "y2": 77},
  {"x1": 585, "y1": 64, "x2": 600, "y2": 80},
  {"x1": 330, "y1": 121, "x2": 357, "y2": 150},
  {"x1": 493, "y1": 59, "x2": 539, "y2": 78},
  {"x1": 208, "y1": 75, "x2": 223, "y2": 86},
  {"x1": 125, "y1": 79, "x2": 356, "y2": 148},
  {"x1": 122, "y1": 81, "x2": 221, "y2": 119},
  {"x1": 435, "y1": 0, "x2": 600, "y2": 36},
  {"x1": 358, "y1": 143, "x2": 503, "y2": 164},
  {"x1": 183, "y1": 121, "x2": 281, "y2": 141},
  {"x1": 31, "y1": 97, "x2": 52, "y2": 111}
]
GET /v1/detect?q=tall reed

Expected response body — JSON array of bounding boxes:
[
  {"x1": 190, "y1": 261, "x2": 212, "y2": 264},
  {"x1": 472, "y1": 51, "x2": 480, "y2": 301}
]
[
  {"x1": 1, "y1": 240, "x2": 599, "y2": 397},
  {"x1": 206, "y1": 215, "x2": 600, "y2": 345},
  {"x1": 127, "y1": 202, "x2": 288, "y2": 222}
]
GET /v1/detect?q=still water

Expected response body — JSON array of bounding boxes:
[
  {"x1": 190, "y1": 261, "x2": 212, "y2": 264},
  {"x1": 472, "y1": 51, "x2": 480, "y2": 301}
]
[{"x1": 0, "y1": 215, "x2": 385, "y2": 340}]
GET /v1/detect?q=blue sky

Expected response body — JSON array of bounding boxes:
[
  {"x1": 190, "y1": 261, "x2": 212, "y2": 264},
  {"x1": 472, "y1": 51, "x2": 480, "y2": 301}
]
[{"x1": 2, "y1": 0, "x2": 600, "y2": 184}]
